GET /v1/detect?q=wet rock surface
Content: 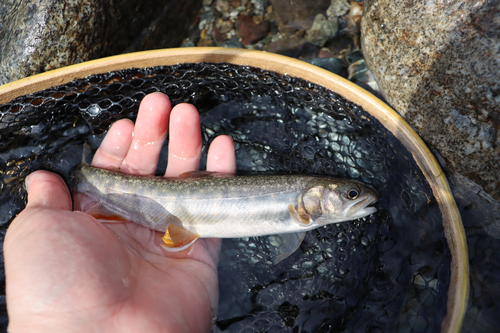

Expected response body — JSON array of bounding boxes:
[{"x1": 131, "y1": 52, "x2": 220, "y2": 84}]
[
  {"x1": 305, "y1": 14, "x2": 338, "y2": 47},
  {"x1": 185, "y1": 0, "x2": 375, "y2": 95},
  {"x1": 270, "y1": 0, "x2": 330, "y2": 30},
  {"x1": 0, "y1": 0, "x2": 201, "y2": 85},
  {"x1": 235, "y1": 14, "x2": 270, "y2": 45},
  {"x1": 361, "y1": 0, "x2": 500, "y2": 201}
]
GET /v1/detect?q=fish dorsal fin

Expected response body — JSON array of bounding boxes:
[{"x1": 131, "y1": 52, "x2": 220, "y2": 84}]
[
  {"x1": 269, "y1": 232, "x2": 307, "y2": 264},
  {"x1": 177, "y1": 171, "x2": 235, "y2": 179},
  {"x1": 161, "y1": 224, "x2": 200, "y2": 252},
  {"x1": 85, "y1": 203, "x2": 129, "y2": 223}
]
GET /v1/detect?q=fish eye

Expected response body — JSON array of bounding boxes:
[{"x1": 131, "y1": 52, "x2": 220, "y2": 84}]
[{"x1": 347, "y1": 188, "x2": 359, "y2": 200}]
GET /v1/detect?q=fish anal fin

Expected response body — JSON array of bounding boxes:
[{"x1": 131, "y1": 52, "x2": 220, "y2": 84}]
[
  {"x1": 269, "y1": 232, "x2": 307, "y2": 264},
  {"x1": 85, "y1": 203, "x2": 128, "y2": 223},
  {"x1": 161, "y1": 224, "x2": 200, "y2": 251},
  {"x1": 288, "y1": 204, "x2": 310, "y2": 225}
]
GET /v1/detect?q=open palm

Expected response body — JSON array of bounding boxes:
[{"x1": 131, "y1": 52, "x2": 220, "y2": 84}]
[{"x1": 4, "y1": 93, "x2": 236, "y2": 332}]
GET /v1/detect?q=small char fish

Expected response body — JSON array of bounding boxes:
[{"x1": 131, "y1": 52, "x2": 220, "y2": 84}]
[{"x1": 71, "y1": 165, "x2": 378, "y2": 263}]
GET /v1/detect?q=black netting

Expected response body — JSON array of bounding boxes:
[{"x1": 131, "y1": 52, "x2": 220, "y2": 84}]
[{"x1": 0, "y1": 63, "x2": 450, "y2": 332}]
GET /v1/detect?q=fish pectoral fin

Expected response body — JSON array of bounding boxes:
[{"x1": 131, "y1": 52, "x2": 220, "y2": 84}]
[
  {"x1": 160, "y1": 224, "x2": 200, "y2": 252},
  {"x1": 269, "y1": 232, "x2": 307, "y2": 264},
  {"x1": 85, "y1": 203, "x2": 128, "y2": 223}
]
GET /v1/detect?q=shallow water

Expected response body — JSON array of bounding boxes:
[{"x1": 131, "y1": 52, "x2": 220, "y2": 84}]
[{"x1": 0, "y1": 63, "x2": 451, "y2": 332}]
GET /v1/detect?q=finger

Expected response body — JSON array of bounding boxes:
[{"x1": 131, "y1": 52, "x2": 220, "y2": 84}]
[
  {"x1": 165, "y1": 103, "x2": 202, "y2": 177},
  {"x1": 92, "y1": 119, "x2": 134, "y2": 169},
  {"x1": 121, "y1": 92, "x2": 171, "y2": 175},
  {"x1": 206, "y1": 135, "x2": 236, "y2": 174},
  {"x1": 24, "y1": 171, "x2": 72, "y2": 211}
]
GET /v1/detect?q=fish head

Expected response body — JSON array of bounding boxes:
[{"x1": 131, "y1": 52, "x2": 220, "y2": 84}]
[{"x1": 301, "y1": 179, "x2": 378, "y2": 225}]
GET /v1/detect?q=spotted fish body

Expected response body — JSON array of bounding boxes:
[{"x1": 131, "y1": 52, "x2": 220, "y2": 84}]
[{"x1": 71, "y1": 164, "x2": 378, "y2": 262}]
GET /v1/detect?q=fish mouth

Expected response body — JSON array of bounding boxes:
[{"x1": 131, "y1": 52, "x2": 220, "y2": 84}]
[{"x1": 347, "y1": 196, "x2": 378, "y2": 219}]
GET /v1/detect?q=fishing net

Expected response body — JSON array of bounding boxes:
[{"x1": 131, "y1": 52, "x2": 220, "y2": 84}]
[{"x1": 0, "y1": 63, "x2": 451, "y2": 332}]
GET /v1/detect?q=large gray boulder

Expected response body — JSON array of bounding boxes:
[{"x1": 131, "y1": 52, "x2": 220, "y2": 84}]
[
  {"x1": 0, "y1": 0, "x2": 202, "y2": 85},
  {"x1": 361, "y1": 0, "x2": 500, "y2": 201}
]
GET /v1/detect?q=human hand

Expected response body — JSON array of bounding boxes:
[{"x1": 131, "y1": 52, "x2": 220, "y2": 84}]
[{"x1": 4, "y1": 92, "x2": 236, "y2": 333}]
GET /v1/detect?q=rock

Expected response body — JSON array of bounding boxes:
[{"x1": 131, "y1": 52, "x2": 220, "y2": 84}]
[
  {"x1": 325, "y1": 34, "x2": 355, "y2": 57},
  {"x1": 221, "y1": 36, "x2": 244, "y2": 48},
  {"x1": 250, "y1": 0, "x2": 266, "y2": 16},
  {"x1": 212, "y1": 18, "x2": 234, "y2": 45},
  {"x1": 327, "y1": 0, "x2": 351, "y2": 18},
  {"x1": 181, "y1": 40, "x2": 196, "y2": 47},
  {"x1": 269, "y1": 0, "x2": 330, "y2": 30},
  {"x1": 267, "y1": 37, "x2": 305, "y2": 58},
  {"x1": 306, "y1": 14, "x2": 339, "y2": 47},
  {"x1": 343, "y1": 50, "x2": 382, "y2": 96},
  {"x1": 215, "y1": 0, "x2": 229, "y2": 13},
  {"x1": 318, "y1": 48, "x2": 333, "y2": 58},
  {"x1": 300, "y1": 43, "x2": 320, "y2": 60},
  {"x1": 0, "y1": 0, "x2": 202, "y2": 85},
  {"x1": 361, "y1": 0, "x2": 500, "y2": 201},
  {"x1": 236, "y1": 14, "x2": 270, "y2": 46},
  {"x1": 305, "y1": 57, "x2": 344, "y2": 75},
  {"x1": 198, "y1": 9, "x2": 215, "y2": 30},
  {"x1": 341, "y1": 1, "x2": 363, "y2": 47},
  {"x1": 198, "y1": 27, "x2": 216, "y2": 46}
]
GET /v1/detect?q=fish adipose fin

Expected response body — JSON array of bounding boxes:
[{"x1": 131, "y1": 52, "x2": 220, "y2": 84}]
[
  {"x1": 161, "y1": 224, "x2": 200, "y2": 252},
  {"x1": 269, "y1": 232, "x2": 307, "y2": 264}
]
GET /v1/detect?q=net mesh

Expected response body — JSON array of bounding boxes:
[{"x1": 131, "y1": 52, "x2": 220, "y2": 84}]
[{"x1": 0, "y1": 63, "x2": 451, "y2": 332}]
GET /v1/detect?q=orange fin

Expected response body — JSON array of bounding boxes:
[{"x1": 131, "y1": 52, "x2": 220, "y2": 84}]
[
  {"x1": 85, "y1": 203, "x2": 128, "y2": 223},
  {"x1": 161, "y1": 224, "x2": 200, "y2": 252}
]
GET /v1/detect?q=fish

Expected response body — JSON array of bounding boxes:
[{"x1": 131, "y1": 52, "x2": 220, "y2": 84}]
[{"x1": 71, "y1": 164, "x2": 378, "y2": 263}]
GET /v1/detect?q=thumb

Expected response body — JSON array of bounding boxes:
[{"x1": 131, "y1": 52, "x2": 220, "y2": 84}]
[{"x1": 25, "y1": 170, "x2": 72, "y2": 211}]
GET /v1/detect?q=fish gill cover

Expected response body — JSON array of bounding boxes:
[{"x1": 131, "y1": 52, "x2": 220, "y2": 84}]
[{"x1": 0, "y1": 63, "x2": 449, "y2": 332}]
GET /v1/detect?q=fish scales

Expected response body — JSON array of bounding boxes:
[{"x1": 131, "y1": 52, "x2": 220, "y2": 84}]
[
  {"x1": 72, "y1": 164, "x2": 378, "y2": 259},
  {"x1": 74, "y1": 166, "x2": 312, "y2": 237}
]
